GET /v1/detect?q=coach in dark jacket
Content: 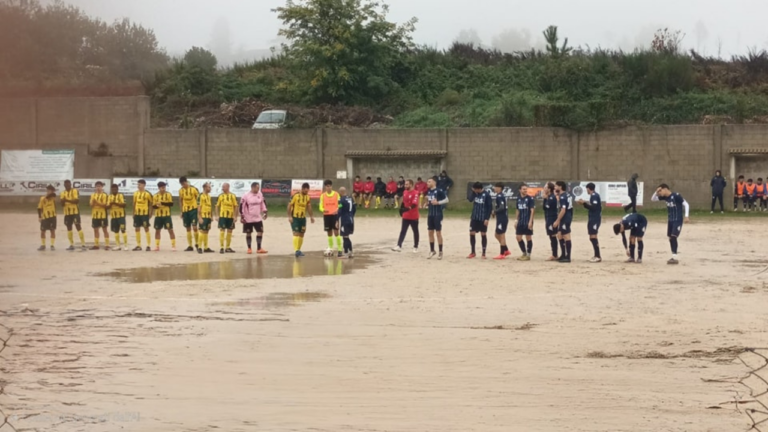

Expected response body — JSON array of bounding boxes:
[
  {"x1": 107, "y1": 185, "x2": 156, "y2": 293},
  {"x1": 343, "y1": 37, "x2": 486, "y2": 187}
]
[
  {"x1": 437, "y1": 170, "x2": 454, "y2": 192},
  {"x1": 624, "y1": 173, "x2": 639, "y2": 213},
  {"x1": 710, "y1": 170, "x2": 726, "y2": 213}
]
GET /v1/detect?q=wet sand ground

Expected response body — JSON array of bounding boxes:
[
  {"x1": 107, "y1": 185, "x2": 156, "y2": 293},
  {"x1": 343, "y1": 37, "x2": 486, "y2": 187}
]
[{"x1": 1, "y1": 212, "x2": 767, "y2": 432}]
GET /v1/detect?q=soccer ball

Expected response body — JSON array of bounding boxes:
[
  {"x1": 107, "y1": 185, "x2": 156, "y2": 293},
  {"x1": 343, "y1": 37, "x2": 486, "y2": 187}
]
[{"x1": 323, "y1": 248, "x2": 335, "y2": 257}]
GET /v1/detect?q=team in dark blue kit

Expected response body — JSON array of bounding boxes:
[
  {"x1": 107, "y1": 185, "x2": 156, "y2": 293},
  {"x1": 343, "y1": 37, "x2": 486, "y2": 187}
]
[
  {"x1": 467, "y1": 182, "x2": 493, "y2": 258},
  {"x1": 514, "y1": 184, "x2": 535, "y2": 261},
  {"x1": 652, "y1": 184, "x2": 690, "y2": 265},
  {"x1": 338, "y1": 187, "x2": 356, "y2": 258},
  {"x1": 542, "y1": 183, "x2": 560, "y2": 261},
  {"x1": 613, "y1": 212, "x2": 647, "y2": 263},
  {"x1": 492, "y1": 183, "x2": 510, "y2": 259},
  {"x1": 426, "y1": 177, "x2": 449, "y2": 260},
  {"x1": 577, "y1": 182, "x2": 602, "y2": 263},
  {"x1": 553, "y1": 181, "x2": 574, "y2": 263}
]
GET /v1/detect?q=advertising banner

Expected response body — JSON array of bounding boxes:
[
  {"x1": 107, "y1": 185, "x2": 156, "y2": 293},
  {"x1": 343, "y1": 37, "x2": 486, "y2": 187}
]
[
  {"x1": 466, "y1": 181, "x2": 644, "y2": 206},
  {"x1": 261, "y1": 180, "x2": 292, "y2": 198},
  {"x1": 0, "y1": 150, "x2": 75, "y2": 181},
  {"x1": 0, "y1": 179, "x2": 110, "y2": 196},
  {"x1": 112, "y1": 178, "x2": 261, "y2": 198},
  {"x1": 291, "y1": 179, "x2": 323, "y2": 199}
]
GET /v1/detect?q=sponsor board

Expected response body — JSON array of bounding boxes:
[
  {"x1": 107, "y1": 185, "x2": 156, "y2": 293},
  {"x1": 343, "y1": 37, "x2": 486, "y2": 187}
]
[
  {"x1": 466, "y1": 181, "x2": 644, "y2": 206},
  {"x1": 261, "y1": 180, "x2": 292, "y2": 198},
  {"x1": 291, "y1": 179, "x2": 323, "y2": 199},
  {"x1": 0, "y1": 150, "x2": 75, "y2": 181},
  {"x1": 72, "y1": 179, "x2": 112, "y2": 195},
  {"x1": 0, "y1": 179, "x2": 110, "y2": 196},
  {"x1": 112, "y1": 178, "x2": 261, "y2": 197}
]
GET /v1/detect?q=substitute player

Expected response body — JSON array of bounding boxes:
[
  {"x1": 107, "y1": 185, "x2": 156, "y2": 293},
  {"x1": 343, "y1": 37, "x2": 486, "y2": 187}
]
[
  {"x1": 414, "y1": 177, "x2": 428, "y2": 209},
  {"x1": 338, "y1": 187, "x2": 356, "y2": 258},
  {"x1": 132, "y1": 179, "x2": 153, "y2": 251},
  {"x1": 197, "y1": 182, "x2": 215, "y2": 253},
  {"x1": 614, "y1": 213, "x2": 647, "y2": 263},
  {"x1": 542, "y1": 183, "x2": 559, "y2": 261},
  {"x1": 288, "y1": 182, "x2": 315, "y2": 257},
  {"x1": 363, "y1": 176, "x2": 375, "y2": 209},
  {"x1": 152, "y1": 181, "x2": 176, "y2": 251},
  {"x1": 352, "y1": 176, "x2": 364, "y2": 206},
  {"x1": 240, "y1": 182, "x2": 268, "y2": 254},
  {"x1": 385, "y1": 177, "x2": 398, "y2": 209},
  {"x1": 107, "y1": 183, "x2": 128, "y2": 251},
  {"x1": 90, "y1": 181, "x2": 110, "y2": 250},
  {"x1": 217, "y1": 182, "x2": 239, "y2": 254},
  {"x1": 491, "y1": 182, "x2": 510, "y2": 260},
  {"x1": 553, "y1": 181, "x2": 574, "y2": 263},
  {"x1": 467, "y1": 182, "x2": 492, "y2": 259},
  {"x1": 60, "y1": 180, "x2": 87, "y2": 251},
  {"x1": 652, "y1": 184, "x2": 690, "y2": 265},
  {"x1": 392, "y1": 179, "x2": 420, "y2": 253},
  {"x1": 319, "y1": 180, "x2": 343, "y2": 257},
  {"x1": 38, "y1": 185, "x2": 57, "y2": 251},
  {"x1": 179, "y1": 176, "x2": 200, "y2": 252},
  {"x1": 426, "y1": 176, "x2": 448, "y2": 260},
  {"x1": 514, "y1": 183, "x2": 535, "y2": 261},
  {"x1": 578, "y1": 182, "x2": 602, "y2": 263}
]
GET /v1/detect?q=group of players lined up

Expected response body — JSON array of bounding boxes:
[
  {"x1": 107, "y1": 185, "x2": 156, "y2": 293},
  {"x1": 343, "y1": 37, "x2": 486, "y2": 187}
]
[
  {"x1": 37, "y1": 177, "x2": 267, "y2": 254},
  {"x1": 389, "y1": 178, "x2": 691, "y2": 265}
]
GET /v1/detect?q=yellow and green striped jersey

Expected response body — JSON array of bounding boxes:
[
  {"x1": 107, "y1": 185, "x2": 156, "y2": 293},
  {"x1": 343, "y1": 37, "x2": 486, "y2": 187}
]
[
  {"x1": 108, "y1": 193, "x2": 126, "y2": 218},
  {"x1": 199, "y1": 193, "x2": 213, "y2": 218},
  {"x1": 217, "y1": 193, "x2": 238, "y2": 218},
  {"x1": 90, "y1": 192, "x2": 108, "y2": 219},
  {"x1": 153, "y1": 191, "x2": 173, "y2": 217}
]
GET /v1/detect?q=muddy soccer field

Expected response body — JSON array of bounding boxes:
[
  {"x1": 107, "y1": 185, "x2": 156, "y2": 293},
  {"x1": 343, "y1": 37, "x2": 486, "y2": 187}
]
[{"x1": 1, "y1": 212, "x2": 767, "y2": 432}]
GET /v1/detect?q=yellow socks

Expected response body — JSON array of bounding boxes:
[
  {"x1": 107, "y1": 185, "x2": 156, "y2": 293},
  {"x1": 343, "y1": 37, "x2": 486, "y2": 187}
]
[
  {"x1": 115, "y1": 234, "x2": 121, "y2": 248},
  {"x1": 298, "y1": 237, "x2": 304, "y2": 250},
  {"x1": 50, "y1": 237, "x2": 55, "y2": 246},
  {"x1": 105, "y1": 237, "x2": 110, "y2": 247},
  {"x1": 67, "y1": 231, "x2": 74, "y2": 245},
  {"x1": 327, "y1": 237, "x2": 334, "y2": 248},
  {"x1": 145, "y1": 231, "x2": 151, "y2": 246},
  {"x1": 201, "y1": 232, "x2": 208, "y2": 249},
  {"x1": 136, "y1": 231, "x2": 142, "y2": 246},
  {"x1": 171, "y1": 239, "x2": 176, "y2": 248},
  {"x1": 95, "y1": 237, "x2": 100, "y2": 247},
  {"x1": 41, "y1": 237, "x2": 46, "y2": 246},
  {"x1": 156, "y1": 239, "x2": 160, "y2": 248},
  {"x1": 78, "y1": 231, "x2": 85, "y2": 245},
  {"x1": 293, "y1": 237, "x2": 299, "y2": 251},
  {"x1": 336, "y1": 236, "x2": 342, "y2": 251},
  {"x1": 186, "y1": 231, "x2": 193, "y2": 247},
  {"x1": 226, "y1": 232, "x2": 232, "y2": 248},
  {"x1": 195, "y1": 231, "x2": 200, "y2": 247},
  {"x1": 220, "y1": 231, "x2": 225, "y2": 248},
  {"x1": 123, "y1": 233, "x2": 128, "y2": 246}
]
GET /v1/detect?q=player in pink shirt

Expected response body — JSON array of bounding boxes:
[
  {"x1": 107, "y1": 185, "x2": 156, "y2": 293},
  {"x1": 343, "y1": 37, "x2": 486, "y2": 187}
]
[{"x1": 240, "y1": 182, "x2": 268, "y2": 254}]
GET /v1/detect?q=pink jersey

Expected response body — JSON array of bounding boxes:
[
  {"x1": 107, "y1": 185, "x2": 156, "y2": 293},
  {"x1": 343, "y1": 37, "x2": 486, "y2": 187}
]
[{"x1": 240, "y1": 191, "x2": 267, "y2": 223}]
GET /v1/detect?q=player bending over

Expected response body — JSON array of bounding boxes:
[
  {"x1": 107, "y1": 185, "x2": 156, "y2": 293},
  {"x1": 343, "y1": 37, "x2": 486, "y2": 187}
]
[
  {"x1": 491, "y1": 182, "x2": 510, "y2": 259},
  {"x1": 90, "y1": 181, "x2": 110, "y2": 250},
  {"x1": 197, "y1": 182, "x2": 215, "y2": 253},
  {"x1": 553, "y1": 181, "x2": 574, "y2": 263},
  {"x1": 514, "y1": 183, "x2": 535, "y2": 261},
  {"x1": 338, "y1": 187, "x2": 356, "y2": 258},
  {"x1": 152, "y1": 181, "x2": 176, "y2": 251},
  {"x1": 426, "y1": 176, "x2": 448, "y2": 259},
  {"x1": 614, "y1": 213, "x2": 647, "y2": 263},
  {"x1": 108, "y1": 184, "x2": 128, "y2": 251},
  {"x1": 38, "y1": 185, "x2": 57, "y2": 251},
  {"x1": 577, "y1": 182, "x2": 602, "y2": 263},
  {"x1": 288, "y1": 182, "x2": 315, "y2": 257},
  {"x1": 467, "y1": 182, "x2": 492, "y2": 259},
  {"x1": 60, "y1": 179, "x2": 87, "y2": 250},
  {"x1": 652, "y1": 184, "x2": 689, "y2": 265}
]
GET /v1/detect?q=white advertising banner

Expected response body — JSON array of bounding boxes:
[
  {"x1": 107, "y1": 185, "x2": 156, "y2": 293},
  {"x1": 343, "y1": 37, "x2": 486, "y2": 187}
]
[
  {"x1": 0, "y1": 150, "x2": 75, "y2": 181},
  {"x1": 604, "y1": 182, "x2": 644, "y2": 207},
  {"x1": 112, "y1": 178, "x2": 261, "y2": 198},
  {"x1": 0, "y1": 178, "x2": 110, "y2": 196},
  {"x1": 291, "y1": 179, "x2": 323, "y2": 199}
]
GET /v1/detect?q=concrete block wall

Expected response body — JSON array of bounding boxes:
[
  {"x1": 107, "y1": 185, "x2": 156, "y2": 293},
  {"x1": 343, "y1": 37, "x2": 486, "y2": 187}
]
[{"x1": 144, "y1": 129, "x2": 203, "y2": 176}]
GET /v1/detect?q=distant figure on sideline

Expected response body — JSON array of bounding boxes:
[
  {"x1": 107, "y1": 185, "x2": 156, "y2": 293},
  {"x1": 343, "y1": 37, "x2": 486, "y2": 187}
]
[
  {"x1": 710, "y1": 169, "x2": 726, "y2": 214},
  {"x1": 624, "y1": 173, "x2": 639, "y2": 213}
]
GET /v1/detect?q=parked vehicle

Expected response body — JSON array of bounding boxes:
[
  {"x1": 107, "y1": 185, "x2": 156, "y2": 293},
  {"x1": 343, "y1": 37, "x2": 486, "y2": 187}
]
[{"x1": 252, "y1": 110, "x2": 288, "y2": 129}]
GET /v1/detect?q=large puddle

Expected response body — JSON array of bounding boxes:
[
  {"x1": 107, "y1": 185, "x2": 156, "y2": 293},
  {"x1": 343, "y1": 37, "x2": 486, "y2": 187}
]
[{"x1": 98, "y1": 255, "x2": 374, "y2": 283}]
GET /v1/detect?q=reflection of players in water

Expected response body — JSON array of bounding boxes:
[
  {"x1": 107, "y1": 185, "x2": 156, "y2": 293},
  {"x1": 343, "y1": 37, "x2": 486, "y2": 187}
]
[
  {"x1": 195, "y1": 262, "x2": 210, "y2": 280},
  {"x1": 217, "y1": 260, "x2": 234, "y2": 279},
  {"x1": 325, "y1": 259, "x2": 343, "y2": 276},
  {"x1": 293, "y1": 259, "x2": 303, "y2": 278}
]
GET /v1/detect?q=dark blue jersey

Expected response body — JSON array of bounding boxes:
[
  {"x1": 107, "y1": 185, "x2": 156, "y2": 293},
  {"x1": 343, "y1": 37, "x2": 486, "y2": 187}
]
[
  {"x1": 469, "y1": 190, "x2": 493, "y2": 221},
  {"x1": 559, "y1": 192, "x2": 574, "y2": 222},
  {"x1": 544, "y1": 194, "x2": 559, "y2": 223},
  {"x1": 621, "y1": 213, "x2": 647, "y2": 230},
  {"x1": 494, "y1": 194, "x2": 509, "y2": 220},
  {"x1": 516, "y1": 195, "x2": 535, "y2": 227},
  {"x1": 584, "y1": 192, "x2": 602, "y2": 220},
  {"x1": 664, "y1": 193, "x2": 685, "y2": 222},
  {"x1": 427, "y1": 188, "x2": 447, "y2": 217},
  {"x1": 338, "y1": 195, "x2": 356, "y2": 225}
]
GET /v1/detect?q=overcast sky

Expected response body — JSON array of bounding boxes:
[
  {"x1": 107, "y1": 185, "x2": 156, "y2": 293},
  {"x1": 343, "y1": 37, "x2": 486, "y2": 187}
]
[{"x1": 63, "y1": 0, "x2": 768, "y2": 61}]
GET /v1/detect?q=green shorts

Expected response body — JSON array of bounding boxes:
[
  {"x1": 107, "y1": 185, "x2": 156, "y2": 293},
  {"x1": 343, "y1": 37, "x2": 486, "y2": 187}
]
[
  {"x1": 92, "y1": 218, "x2": 108, "y2": 229},
  {"x1": 182, "y1": 210, "x2": 198, "y2": 228},
  {"x1": 218, "y1": 217, "x2": 235, "y2": 230},
  {"x1": 40, "y1": 217, "x2": 57, "y2": 231},
  {"x1": 133, "y1": 215, "x2": 150, "y2": 229},
  {"x1": 111, "y1": 217, "x2": 126, "y2": 233},
  {"x1": 291, "y1": 217, "x2": 307, "y2": 234},
  {"x1": 200, "y1": 217, "x2": 212, "y2": 231},
  {"x1": 64, "y1": 214, "x2": 81, "y2": 229},
  {"x1": 154, "y1": 216, "x2": 173, "y2": 230}
]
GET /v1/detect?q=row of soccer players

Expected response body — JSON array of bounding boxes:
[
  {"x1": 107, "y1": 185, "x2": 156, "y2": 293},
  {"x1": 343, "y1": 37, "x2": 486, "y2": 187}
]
[
  {"x1": 37, "y1": 178, "x2": 265, "y2": 253},
  {"x1": 389, "y1": 179, "x2": 690, "y2": 264}
]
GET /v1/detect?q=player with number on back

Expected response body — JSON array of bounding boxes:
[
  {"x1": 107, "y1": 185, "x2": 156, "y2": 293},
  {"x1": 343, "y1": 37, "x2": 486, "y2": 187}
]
[
  {"x1": 553, "y1": 181, "x2": 573, "y2": 263},
  {"x1": 108, "y1": 183, "x2": 128, "y2": 251},
  {"x1": 491, "y1": 182, "x2": 510, "y2": 260},
  {"x1": 426, "y1": 176, "x2": 448, "y2": 260},
  {"x1": 652, "y1": 184, "x2": 690, "y2": 265},
  {"x1": 514, "y1": 183, "x2": 535, "y2": 261},
  {"x1": 467, "y1": 182, "x2": 492, "y2": 259},
  {"x1": 338, "y1": 187, "x2": 356, "y2": 258},
  {"x1": 578, "y1": 182, "x2": 602, "y2": 263},
  {"x1": 542, "y1": 183, "x2": 559, "y2": 261},
  {"x1": 614, "y1": 213, "x2": 647, "y2": 264}
]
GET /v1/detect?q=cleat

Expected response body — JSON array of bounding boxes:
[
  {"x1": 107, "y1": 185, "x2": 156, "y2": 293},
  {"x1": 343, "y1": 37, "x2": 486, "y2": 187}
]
[
  {"x1": 66, "y1": 245, "x2": 75, "y2": 251},
  {"x1": 197, "y1": 248, "x2": 203, "y2": 254},
  {"x1": 145, "y1": 246, "x2": 151, "y2": 252},
  {"x1": 247, "y1": 248, "x2": 253, "y2": 255},
  {"x1": 81, "y1": 245, "x2": 88, "y2": 251},
  {"x1": 154, "y1": 247, "x2": 160, "y2": 252},
  {"x1": 204, "y1": 248, "x2": 215, "y2": 253},
  {"x1": 558, "y1": 257, "x2": 571, "y2": 263},
  {"x1": 113, "y1": 247, "x2": 122, "y2": 252},
  {"x1": 481, "y1": 255, "x2": 487, "y2": 259},
  {"x1": 667, "y1": 258, "x2": 679, "y2": 265},
  {"x1": 338, "y1": 251, "x2": 343, "y2": 258},
  {"x1": 493, "y1": 254, "x2": 506, "y2": 260},
  {"x1": 625, "y1": 258, "x2": 635, "y2": 263},
  {"x1": 123, "y1": 247, "x2": 130, "y2": 251},
  {"x1": 90, "y1": 245, "x2": 100, "y2": 250},
  {"x1": 37, "y1": 245, "x2": 46, "y2": 251},
  {"x1": 50, "y1": 246, "x2": 55, "y2": 251},
  {"x1": 428, "y1": 251, "x2": 437, "y2": 259},
  {"x1": 710, "y1": 211, "x2": 713, "y2": 214},
  {"x1": 348, "y1": 252, "x2": 354, "y2": 259},
  {"x1": 517, "y1": 255, "x2": 530, "y2": 261},
  {"x1": 184, "y1": 246, "x2": 194, "y2": 252},
  {"x1": 413, "y1": 248, "x2": 419, "y2": 254},
  {"x1": 296, "y1": 251, "x2": 305, "y2": 257},
  {"x1": 171, "y1": 247, "x2": 177, "y2": 252},
  {"x1": 257, "y1": 249, "x2": 268, "y2": 254},
  {"x1": 467, "y1": 253, "x2": 476, "y2": 259},
  {"x1": 104, "y1": 246, "x2": 111, "y2": 251},
  {"x1": 391, "y1": 246, "x2": 402, "y2": 252},
  {"x1": 504, "y1": 250, "x2": 512, "y2": 257},
  {"x1": 438, "y1": 252, "x2": 443, "y2": 260},
  {"x1": 220, "y1": 248, "x2": 225, "y2": 254},
  {"x1": 588, "y1": 257, "x2": 602, "y2": 263},
  {"x1": 636, "y1": 259, "x2": 643, "y2": 264},
  {"x1": 225, "y1": 248, "x2": 235, "y2": 253},
  {"x1": 546, "y1": 256, "x2": 558, "y2": 261}
]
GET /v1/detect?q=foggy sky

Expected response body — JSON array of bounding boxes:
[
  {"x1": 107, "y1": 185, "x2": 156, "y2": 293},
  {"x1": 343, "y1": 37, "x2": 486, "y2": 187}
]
[{"x1": 62, "y1": 0, "x2": 768, "y2": 62}]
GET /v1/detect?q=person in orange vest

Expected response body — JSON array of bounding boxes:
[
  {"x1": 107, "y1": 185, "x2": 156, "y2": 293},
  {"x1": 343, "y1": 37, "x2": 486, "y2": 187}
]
[
  {"x1": 757, "y1": 178, "x2": 768, "y2": 212},
  {"x1": 319, "y1": 179, "x2": 343, "y2": 257},
  {"x1": 734, "y1": 175, "x2": 747, "y2": 212},
  {"x1": 745, "y1": 178, "x2": 757, "y2": 211}
]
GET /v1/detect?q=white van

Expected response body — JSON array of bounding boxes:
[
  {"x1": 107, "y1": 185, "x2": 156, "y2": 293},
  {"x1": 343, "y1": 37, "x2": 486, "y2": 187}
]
[{"x1": 252, "y1": 110, "x2": 288, "y2": 129}]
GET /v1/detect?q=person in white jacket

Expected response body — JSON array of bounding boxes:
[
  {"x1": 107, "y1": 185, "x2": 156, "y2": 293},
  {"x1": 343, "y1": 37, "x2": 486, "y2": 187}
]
[{"x1": 240, "y1": 182, "x2": 268, "y2": 254}]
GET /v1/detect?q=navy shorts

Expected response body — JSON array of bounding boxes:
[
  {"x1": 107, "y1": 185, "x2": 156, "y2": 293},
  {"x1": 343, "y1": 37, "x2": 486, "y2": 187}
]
[
  {"x1": 587, "y1": 219, "x2": 601, "y2": 235},
  {"x1": 469, "y1": 219, "x2": 487, "y2": 233},
  {"x1": 495, "y1": 218, "x2": 508, "y2": 234},
  {"x1": 428, "y1": 215, "x2": 443, "y2": 231},
  {"x1": 667, "y1": 221, "x2": 683, "y2": 238},
  {"x1": 545, "y1": 220, "x2": 557, "y2": 236},
  {"x1": 340, "y1": 223, "x2": 354, "y2": 236},
  {"x1": 559, "y1": 219, "x2": 572, "y2": 235},
  {"x1": 515, "y1": 223, "x2": 533, "y2": 236}
]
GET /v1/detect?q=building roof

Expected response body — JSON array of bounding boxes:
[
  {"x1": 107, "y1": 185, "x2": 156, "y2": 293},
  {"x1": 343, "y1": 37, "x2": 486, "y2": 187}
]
[{"x1": 345, "y1": 150, "x2": 447, "y2": 159}]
